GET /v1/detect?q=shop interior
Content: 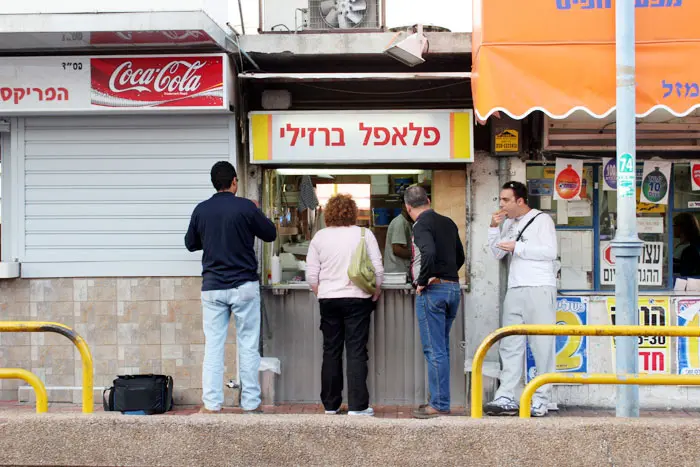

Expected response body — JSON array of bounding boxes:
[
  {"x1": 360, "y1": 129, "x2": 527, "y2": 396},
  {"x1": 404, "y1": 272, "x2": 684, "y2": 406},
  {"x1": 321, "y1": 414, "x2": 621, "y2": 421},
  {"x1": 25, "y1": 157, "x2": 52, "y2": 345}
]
[{"x1": 261, "y1": 168, "x2": 465, "y2": 287}]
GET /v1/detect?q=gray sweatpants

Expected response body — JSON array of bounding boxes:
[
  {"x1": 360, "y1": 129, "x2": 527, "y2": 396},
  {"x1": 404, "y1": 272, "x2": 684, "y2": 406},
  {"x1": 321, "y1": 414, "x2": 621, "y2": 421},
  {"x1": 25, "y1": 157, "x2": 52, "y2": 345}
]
[{"x1": 495, "y1": 286, "x2": 557, "y2": 404}]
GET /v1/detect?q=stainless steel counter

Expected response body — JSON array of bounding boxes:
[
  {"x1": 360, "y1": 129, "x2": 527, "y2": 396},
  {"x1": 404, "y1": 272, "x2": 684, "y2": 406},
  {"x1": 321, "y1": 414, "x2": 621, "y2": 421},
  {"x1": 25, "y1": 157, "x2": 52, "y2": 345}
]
[{"x1": 260, "y1": 287, "x2": 466, "y2": 407}]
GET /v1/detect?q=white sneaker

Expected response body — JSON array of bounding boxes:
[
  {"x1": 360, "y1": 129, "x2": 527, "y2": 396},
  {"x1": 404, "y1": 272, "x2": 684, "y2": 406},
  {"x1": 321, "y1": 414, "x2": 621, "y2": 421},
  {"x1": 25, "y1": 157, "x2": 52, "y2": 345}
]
[
  {"x1": 530, "y1": 401, "x2": 548, "y2": 417},
  {"x1": 324, "y1": 408, "x2": 341, "y2": 415},
  {"x1": 484, "y1": 396, "x2": 519, "y2": 416},
  {"x1": 348, "y1": 407, "x2": 374, "y2": 416}
]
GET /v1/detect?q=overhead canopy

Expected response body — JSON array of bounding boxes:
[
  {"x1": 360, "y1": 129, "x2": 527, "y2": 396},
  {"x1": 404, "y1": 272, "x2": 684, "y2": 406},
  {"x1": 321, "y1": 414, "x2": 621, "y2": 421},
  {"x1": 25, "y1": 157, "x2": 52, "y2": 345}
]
[
  {"x1": 472, "y1": 0, "x2": 700, "y2": 121},
  {"x1": 0, "y1": 11, "x2": 231, "y2": 53}
]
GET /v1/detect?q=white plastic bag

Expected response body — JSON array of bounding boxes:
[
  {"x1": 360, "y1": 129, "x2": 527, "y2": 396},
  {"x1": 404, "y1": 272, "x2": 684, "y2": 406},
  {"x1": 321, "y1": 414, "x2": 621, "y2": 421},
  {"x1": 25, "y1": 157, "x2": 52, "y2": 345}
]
[{"x1": 259, "y1": 357, "x2": 281, "y2": 375}]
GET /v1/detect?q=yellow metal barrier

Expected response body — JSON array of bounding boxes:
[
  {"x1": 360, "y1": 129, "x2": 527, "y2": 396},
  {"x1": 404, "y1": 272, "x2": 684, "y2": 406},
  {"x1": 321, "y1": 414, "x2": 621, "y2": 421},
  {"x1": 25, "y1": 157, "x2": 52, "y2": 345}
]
[
  {"x1": 0, "y1": 321, "x2": 94, "y2": 413},
  {"x1": 0, "y1": 368, "x2": 48, "y2": 413},
  {"x1": 520, "y1": 373, "x2": 700, "y2": 418},
  {"x1": 471, "y1": 324, "x2": 700, "y2": 418}
]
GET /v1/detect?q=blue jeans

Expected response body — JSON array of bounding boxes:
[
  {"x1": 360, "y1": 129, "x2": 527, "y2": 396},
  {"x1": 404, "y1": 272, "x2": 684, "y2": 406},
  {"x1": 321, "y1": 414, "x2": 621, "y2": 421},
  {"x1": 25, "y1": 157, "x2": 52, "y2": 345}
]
[
  {"x1": 201, "y1": 281, "x2": 261, "y2": 411},
  {"x1": 415, "y1": 282, "x2": 461, "y2": 412}
]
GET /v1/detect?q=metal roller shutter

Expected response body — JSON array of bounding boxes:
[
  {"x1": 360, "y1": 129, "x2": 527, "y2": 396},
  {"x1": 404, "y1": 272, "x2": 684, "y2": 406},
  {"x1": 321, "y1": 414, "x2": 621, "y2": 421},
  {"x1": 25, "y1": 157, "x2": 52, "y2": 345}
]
[{"x1": 17, "y1": 114, "x2": 235, "y2": 277}]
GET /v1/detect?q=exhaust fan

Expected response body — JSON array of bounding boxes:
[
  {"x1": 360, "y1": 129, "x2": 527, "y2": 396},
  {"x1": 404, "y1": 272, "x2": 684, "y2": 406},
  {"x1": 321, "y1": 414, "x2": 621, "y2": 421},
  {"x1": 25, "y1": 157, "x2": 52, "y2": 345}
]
[{"x1": 320, "y1": 0, "x2": 367, "y2": 29}]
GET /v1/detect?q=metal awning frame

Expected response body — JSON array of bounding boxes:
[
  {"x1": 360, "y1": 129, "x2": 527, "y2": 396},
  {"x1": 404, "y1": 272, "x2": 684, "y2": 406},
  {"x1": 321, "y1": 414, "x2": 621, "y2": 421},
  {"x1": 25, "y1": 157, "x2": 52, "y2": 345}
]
[{"x1": 0, "y1": 11, "x2": 234, "y2": 53}]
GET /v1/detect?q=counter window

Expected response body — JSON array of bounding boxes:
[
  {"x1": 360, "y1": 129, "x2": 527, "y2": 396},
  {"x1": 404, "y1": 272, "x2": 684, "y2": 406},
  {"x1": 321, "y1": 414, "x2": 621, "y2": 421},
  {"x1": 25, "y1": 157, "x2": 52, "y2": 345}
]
[{"x1": 262, "y1": 169, "x2": 468, "y2": 287}]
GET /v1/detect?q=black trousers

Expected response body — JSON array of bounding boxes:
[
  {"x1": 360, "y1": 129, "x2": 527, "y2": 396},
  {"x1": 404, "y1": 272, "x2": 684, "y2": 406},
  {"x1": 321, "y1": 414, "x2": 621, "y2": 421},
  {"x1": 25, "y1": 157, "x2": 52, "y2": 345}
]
[{"x1": 318, "y1": 298, "x2": 373, "y2": 412}]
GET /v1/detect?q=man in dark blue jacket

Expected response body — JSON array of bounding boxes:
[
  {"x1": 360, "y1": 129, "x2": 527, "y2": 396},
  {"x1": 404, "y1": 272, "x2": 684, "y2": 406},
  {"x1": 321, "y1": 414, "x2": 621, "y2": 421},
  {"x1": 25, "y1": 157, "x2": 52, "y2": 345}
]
[{"x1": 185, "y1": 161, "x2": 276, "y2": 413}]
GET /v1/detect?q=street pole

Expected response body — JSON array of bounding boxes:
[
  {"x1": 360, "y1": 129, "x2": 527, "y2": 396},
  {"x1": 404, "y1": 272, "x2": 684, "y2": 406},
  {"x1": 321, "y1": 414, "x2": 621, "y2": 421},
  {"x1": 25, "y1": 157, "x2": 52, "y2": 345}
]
[{"x1": 613, "y1": 0, "x2": 643, "y2": 417}]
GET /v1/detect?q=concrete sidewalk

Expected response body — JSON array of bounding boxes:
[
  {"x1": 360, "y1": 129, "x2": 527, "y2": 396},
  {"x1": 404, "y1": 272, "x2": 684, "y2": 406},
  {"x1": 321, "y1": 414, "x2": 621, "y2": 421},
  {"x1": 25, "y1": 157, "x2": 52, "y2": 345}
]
[{"x1": 1, "y1": 403, "x2": 700, "y2": 466}]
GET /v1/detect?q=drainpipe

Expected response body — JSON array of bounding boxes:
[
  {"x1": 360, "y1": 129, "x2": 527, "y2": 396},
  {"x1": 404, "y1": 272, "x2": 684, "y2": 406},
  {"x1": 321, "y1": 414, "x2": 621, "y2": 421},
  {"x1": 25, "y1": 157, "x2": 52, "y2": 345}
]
[
  {"x1": 497, "y1": 157, "x2": 510, "y2": 325},
  {"x1": 613, "y1": 0, "x2": 642, "y2": 417}
]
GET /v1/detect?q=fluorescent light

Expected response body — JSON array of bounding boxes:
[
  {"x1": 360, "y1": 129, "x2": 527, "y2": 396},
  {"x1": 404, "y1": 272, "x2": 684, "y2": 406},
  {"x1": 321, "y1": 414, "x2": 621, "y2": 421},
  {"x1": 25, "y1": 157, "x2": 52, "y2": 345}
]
[{"x1": 275, "y1": 169, "x2": 424, "y2": 176}]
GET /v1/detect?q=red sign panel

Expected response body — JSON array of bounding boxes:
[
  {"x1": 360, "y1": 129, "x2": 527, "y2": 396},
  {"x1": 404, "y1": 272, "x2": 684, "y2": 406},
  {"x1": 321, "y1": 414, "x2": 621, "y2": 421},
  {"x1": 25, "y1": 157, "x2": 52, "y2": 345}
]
[{"x1": 90, "y1": 56, "x2": 225, "y2": 109}]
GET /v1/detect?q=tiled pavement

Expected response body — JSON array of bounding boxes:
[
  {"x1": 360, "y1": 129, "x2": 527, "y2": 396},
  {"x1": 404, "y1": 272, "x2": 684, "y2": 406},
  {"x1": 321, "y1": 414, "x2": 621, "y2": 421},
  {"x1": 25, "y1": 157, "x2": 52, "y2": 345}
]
[{"x1": 2, "y1": 400, "x2": 700, "y2": 418}]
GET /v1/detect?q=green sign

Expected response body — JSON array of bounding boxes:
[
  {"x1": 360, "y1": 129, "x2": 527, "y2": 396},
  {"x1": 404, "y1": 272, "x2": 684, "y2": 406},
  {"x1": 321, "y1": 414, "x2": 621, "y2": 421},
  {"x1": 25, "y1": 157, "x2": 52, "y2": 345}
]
[{"x1": 618, "y1": 153, "x2": 634, "y2": 174}]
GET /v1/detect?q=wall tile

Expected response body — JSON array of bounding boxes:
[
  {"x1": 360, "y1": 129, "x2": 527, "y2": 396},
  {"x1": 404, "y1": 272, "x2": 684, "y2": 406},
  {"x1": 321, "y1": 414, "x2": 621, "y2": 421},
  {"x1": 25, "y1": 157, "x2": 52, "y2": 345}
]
[
  {"x1": 161, "y1": 277, "x2": 202, "y2": 301},
  {"x1": 74, "y1": 278, "x2": 117, "y2": 302},
  {"x1": 117, "y1": 278, "x2": 160, "y2": 302},
  {"x1": 42, "y1": 279, "x2": 74, "y2": 302},
  {"x1": 0, "y1": 276, "x2": 237, "y2": 403},
  {"x1": 117, "y1": 301, "x2": 160, "y2": 345},
  {"x1": 0, "y1": 279, "x2": 30, "y2": 303}
]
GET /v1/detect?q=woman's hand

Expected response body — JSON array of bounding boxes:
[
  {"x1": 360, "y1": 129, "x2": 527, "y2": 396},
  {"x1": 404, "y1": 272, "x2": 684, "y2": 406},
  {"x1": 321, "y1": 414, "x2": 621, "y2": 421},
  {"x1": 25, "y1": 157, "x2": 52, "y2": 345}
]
[{"x1": 372, "y1": 289, "x2": 381, "y2": 302}]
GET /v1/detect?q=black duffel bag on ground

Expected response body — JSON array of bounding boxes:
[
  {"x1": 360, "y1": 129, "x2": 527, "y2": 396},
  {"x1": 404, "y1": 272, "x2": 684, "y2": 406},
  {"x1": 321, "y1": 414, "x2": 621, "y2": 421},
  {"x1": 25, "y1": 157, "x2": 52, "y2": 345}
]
[{"x1": 103, "y1": 374, "x2": 174, "y2": 414}]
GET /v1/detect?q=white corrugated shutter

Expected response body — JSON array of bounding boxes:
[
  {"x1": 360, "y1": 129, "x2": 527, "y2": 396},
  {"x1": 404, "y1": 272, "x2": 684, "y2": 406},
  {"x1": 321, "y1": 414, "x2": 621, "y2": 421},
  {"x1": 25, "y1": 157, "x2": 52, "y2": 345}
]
[{"x1": 19, "y1": 114, "x2": 235, "y2": 277}]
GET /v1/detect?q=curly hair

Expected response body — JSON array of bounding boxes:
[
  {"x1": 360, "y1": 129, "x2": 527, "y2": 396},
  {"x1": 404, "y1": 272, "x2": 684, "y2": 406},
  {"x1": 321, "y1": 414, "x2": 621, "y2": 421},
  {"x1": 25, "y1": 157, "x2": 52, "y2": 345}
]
[{"x1": 324, "y1": 194, "x2": 358, "y2": 227}]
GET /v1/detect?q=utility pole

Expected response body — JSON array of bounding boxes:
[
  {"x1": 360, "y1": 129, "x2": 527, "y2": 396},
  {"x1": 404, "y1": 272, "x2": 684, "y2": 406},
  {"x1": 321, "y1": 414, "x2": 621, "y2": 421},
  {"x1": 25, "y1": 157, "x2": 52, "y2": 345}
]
[{"x1": 613, "y1": 0, "x2": 643, "y2": 417}]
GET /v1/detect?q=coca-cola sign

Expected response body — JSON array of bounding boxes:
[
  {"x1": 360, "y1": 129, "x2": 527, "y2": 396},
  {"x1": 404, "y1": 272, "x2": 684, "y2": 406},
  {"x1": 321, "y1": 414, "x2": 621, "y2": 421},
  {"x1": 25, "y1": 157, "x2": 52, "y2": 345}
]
[
  {"x1": 0, "y1": 54, "x2": 230, "y2": 113},
  {"x1": 91, "y1": 55, "x2": 225, "y2": 108}
]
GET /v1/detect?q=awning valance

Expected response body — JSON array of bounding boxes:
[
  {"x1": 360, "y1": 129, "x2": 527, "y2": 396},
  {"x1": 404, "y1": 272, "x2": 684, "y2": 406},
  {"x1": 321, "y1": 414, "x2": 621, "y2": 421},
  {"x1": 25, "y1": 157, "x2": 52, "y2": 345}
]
[{"x1": 472, "y1": 0, "x2": 700, "y2": 121}]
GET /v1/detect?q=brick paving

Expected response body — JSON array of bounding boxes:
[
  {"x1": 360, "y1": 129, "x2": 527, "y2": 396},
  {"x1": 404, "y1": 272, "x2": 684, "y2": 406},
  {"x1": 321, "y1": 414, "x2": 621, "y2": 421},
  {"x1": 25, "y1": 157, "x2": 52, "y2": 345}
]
[{"x1": 2, "y1": 400, "x2": 700, "y2": 418}]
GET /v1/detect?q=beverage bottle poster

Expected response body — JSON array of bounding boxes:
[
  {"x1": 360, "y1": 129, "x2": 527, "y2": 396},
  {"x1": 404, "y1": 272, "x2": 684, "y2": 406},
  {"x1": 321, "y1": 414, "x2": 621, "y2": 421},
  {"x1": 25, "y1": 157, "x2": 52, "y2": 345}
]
[
  {"x1": 554, "y1": 158, "x2": 583, "y2": 201},
  {"x1": 640, "y1": 161, "x2": 672, "y2": 205}
]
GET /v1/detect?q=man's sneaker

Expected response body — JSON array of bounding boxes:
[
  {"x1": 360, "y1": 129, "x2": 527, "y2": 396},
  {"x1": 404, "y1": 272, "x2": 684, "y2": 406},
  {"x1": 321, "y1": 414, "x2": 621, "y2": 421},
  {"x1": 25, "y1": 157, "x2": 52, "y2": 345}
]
[
  {"x1": 484, "y1": 396, "x2": 519, "y2": 416},
  {"x1": 348, "y1": 407, "x2": 374, "y2": 416},
  {"x1": 530, "y1": 401, "x2": 548, "y2": 417},
  {"x1": 324, "y1": 408, "x2": 341, "y2": 415}
]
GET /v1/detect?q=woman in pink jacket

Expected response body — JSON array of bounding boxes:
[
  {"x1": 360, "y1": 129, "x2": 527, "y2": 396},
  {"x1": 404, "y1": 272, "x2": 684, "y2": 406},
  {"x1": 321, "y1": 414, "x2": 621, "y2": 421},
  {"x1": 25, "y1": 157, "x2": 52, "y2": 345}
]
[{"x1": 306, "y1": 194, "x2": 384, "y2": 416}]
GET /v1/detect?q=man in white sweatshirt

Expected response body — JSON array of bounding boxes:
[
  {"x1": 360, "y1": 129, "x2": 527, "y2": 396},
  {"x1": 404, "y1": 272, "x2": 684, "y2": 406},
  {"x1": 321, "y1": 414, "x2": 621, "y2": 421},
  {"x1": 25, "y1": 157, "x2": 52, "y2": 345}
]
[{"x1": 484, "y1": 181, "x2": 558, "y2": 417}]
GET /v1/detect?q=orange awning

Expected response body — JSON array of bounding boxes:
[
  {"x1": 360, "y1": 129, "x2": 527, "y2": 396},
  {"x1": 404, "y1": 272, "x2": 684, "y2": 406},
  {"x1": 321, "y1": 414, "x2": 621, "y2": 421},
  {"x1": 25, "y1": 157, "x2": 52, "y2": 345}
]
[{"x1": 472, "y1": 0, "x2": 700, "y2": 121}]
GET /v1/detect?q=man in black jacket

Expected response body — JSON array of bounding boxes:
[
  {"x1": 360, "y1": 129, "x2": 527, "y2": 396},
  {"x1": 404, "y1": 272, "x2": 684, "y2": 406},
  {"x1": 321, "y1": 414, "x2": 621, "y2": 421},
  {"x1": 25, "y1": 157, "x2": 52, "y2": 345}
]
[
  {"x1": 404, "y1": 185, "x2": 465, "y2": 419},
  {"x1": 185, "y1": 161, "x2": 277, "y2": 414}
]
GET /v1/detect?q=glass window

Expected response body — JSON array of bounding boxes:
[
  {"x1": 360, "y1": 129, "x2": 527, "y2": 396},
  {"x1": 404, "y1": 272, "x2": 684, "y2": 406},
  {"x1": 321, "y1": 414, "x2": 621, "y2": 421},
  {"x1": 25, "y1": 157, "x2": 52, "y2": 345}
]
[
  {"x1": 671, "y1": 163, "x2": 700, "y2": 280},
  {"x1": 526, "y1": 164, "x2": 595, "y2": 290},
  {"x1": 599, "y1": 163, "x2": 670, "y2": 290}
]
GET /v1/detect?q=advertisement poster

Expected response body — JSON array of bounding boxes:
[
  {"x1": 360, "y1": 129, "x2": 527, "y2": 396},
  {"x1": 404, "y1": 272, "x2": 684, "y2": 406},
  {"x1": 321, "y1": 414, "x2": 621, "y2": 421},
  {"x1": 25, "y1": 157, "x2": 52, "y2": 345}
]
[
  {"x1": 676, "y1": 298, "x2": 700, "y2": 375},
  {"x1": 527, "y1": 179, "x2": 553, "y2": 196},
  {"x1": 602, "y1": 157, "x2": 617, "y2": 191},
  {"x1": 526, "y1": 297, "x2": 589, "y2": 383},
  {"x1": 600, "y1": 241, "x2": 664, "y2": 286},
  {"x1": 554, "y1": 158, "x2": 583, "y2": 201},
  {"x1": 0, "y1": 54, "x2": 230, "y2": 112},
  {"x1": 607, "y1": 297, "x2": 671, "y2": 374},
  {"x1": 640, "y1": 161, "x2": 672, "y2": 205},
  {"x1": 692, "y1": 162, "x2": 700, "y2": 191}
]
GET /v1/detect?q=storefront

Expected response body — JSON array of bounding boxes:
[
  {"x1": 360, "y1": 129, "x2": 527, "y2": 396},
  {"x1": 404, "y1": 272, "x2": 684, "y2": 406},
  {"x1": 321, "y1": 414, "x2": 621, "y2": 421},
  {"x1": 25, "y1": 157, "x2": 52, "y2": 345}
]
[
  {"x1": 0, "y1": 50, "x2": 238, "y2": 403},
  {"x1": 248, "y1": 109, "x2": 475, "y2": 406},
  {"x1": 470, "y1": 0, "x2": 700, "y2": 407},
  {"x1": 1, "y1": 53, "x2": 234, "y2": 277}
]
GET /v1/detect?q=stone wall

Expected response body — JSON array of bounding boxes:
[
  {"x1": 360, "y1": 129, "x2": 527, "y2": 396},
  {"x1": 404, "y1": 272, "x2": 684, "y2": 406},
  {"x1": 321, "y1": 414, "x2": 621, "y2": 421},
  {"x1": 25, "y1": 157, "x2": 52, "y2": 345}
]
[{"x1": 0, "y1": 277, "x2": 237, "y2": 406}]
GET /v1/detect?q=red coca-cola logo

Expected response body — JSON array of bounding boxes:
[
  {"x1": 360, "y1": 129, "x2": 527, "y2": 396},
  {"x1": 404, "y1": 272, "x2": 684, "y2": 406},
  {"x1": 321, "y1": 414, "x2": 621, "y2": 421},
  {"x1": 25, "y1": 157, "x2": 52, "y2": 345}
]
[
  {"x1": 108, "y1": 60, "x2": 205, "y2": 94},
  {"x1": 90, "y1": 56, "x2": 225, "y2": 109}
]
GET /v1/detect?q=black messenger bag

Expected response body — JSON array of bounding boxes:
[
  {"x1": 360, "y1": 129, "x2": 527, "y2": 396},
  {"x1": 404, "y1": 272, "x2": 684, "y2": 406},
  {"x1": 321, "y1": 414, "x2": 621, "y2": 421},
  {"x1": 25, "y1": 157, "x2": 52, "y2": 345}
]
[{"x1": 103, "y1": 374, "x2": 173, "y2": 414}]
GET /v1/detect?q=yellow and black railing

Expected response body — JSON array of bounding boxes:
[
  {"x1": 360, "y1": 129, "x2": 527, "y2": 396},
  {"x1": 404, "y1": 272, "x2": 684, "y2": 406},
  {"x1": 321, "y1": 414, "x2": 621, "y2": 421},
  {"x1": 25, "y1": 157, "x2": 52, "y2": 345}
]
[
  {"x1": 0, "y1": 321, "x2": 94, "y2": 413},
  {"x1": 470, "y1": 324, "x2": 700, "y2": 418}
]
